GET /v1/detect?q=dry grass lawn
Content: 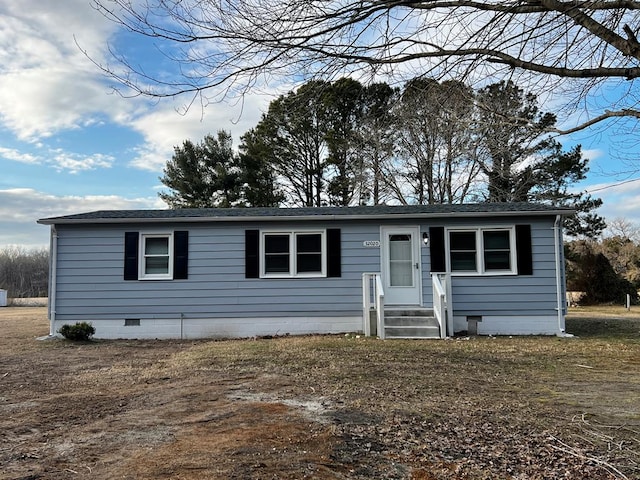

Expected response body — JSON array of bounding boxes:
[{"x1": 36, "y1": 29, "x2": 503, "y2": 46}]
[{"x1": 0, "y1": 306, "x2": 638, "y2": 479}]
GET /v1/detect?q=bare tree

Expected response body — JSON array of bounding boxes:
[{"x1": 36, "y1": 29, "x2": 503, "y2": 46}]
[
  {"x1": 356, "y1": 82, "x2": 399, "y2": 205},
  {"x1": 0, "y1": 247, "x2": 49, "y2": 299},
  {"x1": 604, "y1": 217, "x2": 640, "y2": 241},
  {"x1": 392, "y1": 79, "x2": 481, "y2": 204},
  {"x1": 244, "y1": 81, "x2": 330, "y2": 207},
  {"x1": 91, "y1": 1, "x2": 640, "y2": 132}
]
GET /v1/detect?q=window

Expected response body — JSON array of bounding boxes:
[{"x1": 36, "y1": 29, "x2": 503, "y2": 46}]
[
  {"x1": 124, "y1": 231, "x2": 189, "y2": 281},
  {"x1": 483, "y1": 230, "x2": 511, "y2": 270},
  {"x1": 447, "y1": 227, "x2": 516, "y2": 275},
  {"x1": 264, "y1": 234, "x2": 290, "y2": 273},
  {"x1": 296, "y1": 233, "x2": 323, "y2": 273},
  {"x1": 140, "y1": 234, "x2": 173, "y2": 279},
  {"x1": 262, "y1": 231, "x2": 325, "y2": 277},
  {"x1": 449, "y1": 231, "x2": 477, "y2": 272}
]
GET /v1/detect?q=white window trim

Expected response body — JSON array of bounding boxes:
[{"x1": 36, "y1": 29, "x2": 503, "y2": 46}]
[
  {"x1": 260, "y1": 229, "x2": 326, "y2": 278},
  {"x1": 139, "y1": 232, "x2": 174, "y2": 280},
  {"x1": 445, "y1": 226, "x2": 517, "y2": 276}
]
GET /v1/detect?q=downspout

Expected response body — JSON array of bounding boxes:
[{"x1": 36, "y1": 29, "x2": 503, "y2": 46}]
[
  {"x1": 553, "y1": 215, "x2": 565, "y2": 336},
  {"x1": 49, "y1": 226, "x2": 58, "y2": 336}
]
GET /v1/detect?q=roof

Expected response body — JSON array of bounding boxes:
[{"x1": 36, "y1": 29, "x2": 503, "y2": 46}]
[{"x1": 38, "y1": 203, "x2": 574, "y2": 225}]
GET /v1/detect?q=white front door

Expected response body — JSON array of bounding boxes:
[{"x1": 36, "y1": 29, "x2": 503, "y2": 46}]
[{"x1": 381, "y1": 226, "x2": 422, "y2": 305}]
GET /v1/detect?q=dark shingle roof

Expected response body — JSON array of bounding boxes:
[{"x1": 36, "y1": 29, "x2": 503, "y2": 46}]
[{"x1": 38, "y1": 203, "x2": 574, "y2": 225}]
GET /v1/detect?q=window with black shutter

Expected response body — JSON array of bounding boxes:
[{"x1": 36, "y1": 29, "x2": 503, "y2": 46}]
[
  {"x1": 124, "y1": 231, "x2": 188, "y2": 280},
  {"x1": 432, "y1": 225, "x2": 532, "y2": 276},
  {"x1": 245, "y1": 228, "x2": 341, "y2": 278}
]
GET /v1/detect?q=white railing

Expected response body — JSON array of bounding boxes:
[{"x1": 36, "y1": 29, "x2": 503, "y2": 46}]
[
  {"x1": 362, "y1": 273, "x2": 385, "y2": 338},
  {"x1": 432, "y1": 273, "x2": 452, "y2": 338}
]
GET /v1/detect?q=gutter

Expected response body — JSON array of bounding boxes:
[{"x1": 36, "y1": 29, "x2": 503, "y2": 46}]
[
  {"x1": 49, "y1": 226, "x2": 58, "y2": 336},
  {"x1": 553, "y1": 215, "x2": 567, "y2": 337}
]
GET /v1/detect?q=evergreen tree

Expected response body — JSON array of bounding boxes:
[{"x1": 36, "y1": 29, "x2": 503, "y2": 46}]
[
  {"x1": 159, "y1": 130, "x2": 242, "y2": 208},
  {"x1": 323, "y1": 78, "x2": 366, "y2": 206},
  {"x1": 238, "y1": 129, "x2": 285, "y2": 207},
  {"x1": 357, "y1": 82, "x2": 399, "y2": 205},
  {"x1": 245, "y1": 81, "x2": 330, "y2": 207},
  {"x1": 566, "y1": 241, "x2": 638, "y2": 305},
  {"x1": 476, "y1": 81, "x2": 605, "y2": 237}
]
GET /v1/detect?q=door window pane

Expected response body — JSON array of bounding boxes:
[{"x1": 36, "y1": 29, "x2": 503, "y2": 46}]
[{"x1": 389, "y1": 234, "x2": 413, "y2": 286}]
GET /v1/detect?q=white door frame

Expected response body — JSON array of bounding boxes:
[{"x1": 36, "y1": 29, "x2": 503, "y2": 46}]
[{"x1": 380, "y1": 226, "x2": 422, "y2": 305}]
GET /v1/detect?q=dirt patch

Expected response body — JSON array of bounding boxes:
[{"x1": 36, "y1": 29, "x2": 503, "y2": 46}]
[{"x1": 1, "y1": 307, "x2": 638, "y2": 479}]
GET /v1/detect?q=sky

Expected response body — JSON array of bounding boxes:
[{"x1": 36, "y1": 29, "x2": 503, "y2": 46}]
[{"x1": 1, "y1": 1, "x2": 640, "y2": 248}]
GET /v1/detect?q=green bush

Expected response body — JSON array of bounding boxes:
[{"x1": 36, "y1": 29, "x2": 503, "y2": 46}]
[{"x1": 58, "y1": 322, "x2": 95, "y2": 341}]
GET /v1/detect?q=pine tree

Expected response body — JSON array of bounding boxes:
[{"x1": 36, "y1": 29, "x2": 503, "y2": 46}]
[
  {"x1": 160, "y1": 129, "x2": 284, "y2": 208},
  {"x1": 476, "y1": 81, "x2": 605, "y2": 237},
  {"x1": 159, "y1": 130, "x2": 242, "y2": 208}
]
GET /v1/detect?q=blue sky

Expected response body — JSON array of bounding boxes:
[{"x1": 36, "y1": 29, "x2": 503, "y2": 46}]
[{"x1": 1, "y1": 1, "x2": 639, "y2": 248}]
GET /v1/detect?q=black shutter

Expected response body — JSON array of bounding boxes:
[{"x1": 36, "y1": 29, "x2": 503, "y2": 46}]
[
  {"x1": 124, "y1": 232, "x2": 139, "y2": 280},
  {"x1": 173, "y1": 231, "x2": 189, "y2": 279},
  {"x1": 245, "y1": 230, "x2": 259, "y2": 278},
  {"x1": 327, "y1": 228, "x2": 341, "y2": 278},
  {"x1": 429, "y1": 227, "x2": 445, "y2": 272},
  {"x1": 515, "y1": 224, "x2": 533, "y2": 275}
]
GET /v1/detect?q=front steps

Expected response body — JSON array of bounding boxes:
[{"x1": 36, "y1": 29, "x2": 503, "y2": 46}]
[{"x1": 383, "y1": 307, "x2": 441, "y2": 339}]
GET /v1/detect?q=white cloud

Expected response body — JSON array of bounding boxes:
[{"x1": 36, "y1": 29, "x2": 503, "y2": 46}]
[
  {"x1": 0, "y1": 0, "x2": 297, "y2": 176},
  {"x1": 129, "y1": 94, "x2": 272, "y2": 171},
  {"x1": 586, "y1": 179, "x2": 640, "y2": 226},
  {"x1": 0, "y1": 188, "x2": 160, "y2": 248},
  {"x1": 0, "y1": 145, "x2": 115, "y2": 173},
  {"x1": 0, "y1": 69, "x2": 119, "y2": 140},
  {"x1": 50, "y1": 150, "x2": 114, "y2": 174},
  {"x1": 581, "y1": 149, "x2": 603, "y2": 162},
  {"x1": 0, "y1": 0, "x2": 132, "y2": 141},
  {"x1": 0, "y1": 147, "x2": 39, "y2": 164}
]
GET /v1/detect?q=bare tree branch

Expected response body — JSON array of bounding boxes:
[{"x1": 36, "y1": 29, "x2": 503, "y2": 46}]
[
  {"x1": 90, "y1": 0, "x2": 640, "y2": 130},
  {"x1": 552, "y1": 109, "x2": 640, "y2": 134}
]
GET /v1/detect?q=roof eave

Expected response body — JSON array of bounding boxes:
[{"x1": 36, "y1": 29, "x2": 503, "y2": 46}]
[{"x1": 37, "y1": 209, "x2": 576, "y2": 226}]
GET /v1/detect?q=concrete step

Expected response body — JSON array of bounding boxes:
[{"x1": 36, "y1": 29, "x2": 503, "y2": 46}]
[
  {"x1": 379, "y1": 307, "x2": 442, "y2": 339},
  {"x1": 384, "y1": 325, "x2": 441, "y2": 339},
  {"x1": 384, "y1": 315, "x2": 439, "y2": 328},
  {"x1": 385, "y1": 308, "x2": 434, "y2": 317}
]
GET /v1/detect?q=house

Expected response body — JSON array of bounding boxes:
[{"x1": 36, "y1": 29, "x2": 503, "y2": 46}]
[{"x1": 37, "y1": 203, "x2": 573, "y2": 339}]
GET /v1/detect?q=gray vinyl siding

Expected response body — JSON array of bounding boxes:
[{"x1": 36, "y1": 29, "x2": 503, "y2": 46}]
[
  {"x1": 52, "y1": 214, "x2": 562, "y2": 325},
  {"x1": 53, "y1": 221, "x2": 382, "y2": 322}
]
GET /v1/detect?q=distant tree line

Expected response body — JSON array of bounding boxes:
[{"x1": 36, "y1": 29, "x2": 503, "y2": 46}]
[
  {"x1": 159, "y1": 78, "x2": 604, "y2": 238},
  {"x1": 0, "y1": 247, "x2": 49, "y2": 299},
  {"x1": 566, "y1": 219, "x2": 640, "y2": 305}
]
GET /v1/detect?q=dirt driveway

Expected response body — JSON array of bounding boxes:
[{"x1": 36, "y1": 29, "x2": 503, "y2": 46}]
[{"x1": 1, "y1": 307, "x2": 638, "y2": 479}]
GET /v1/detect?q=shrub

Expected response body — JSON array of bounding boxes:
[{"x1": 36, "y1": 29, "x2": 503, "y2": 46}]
[{"x1": 58, "y1": 322, "x2": 95, "y2": 341}]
